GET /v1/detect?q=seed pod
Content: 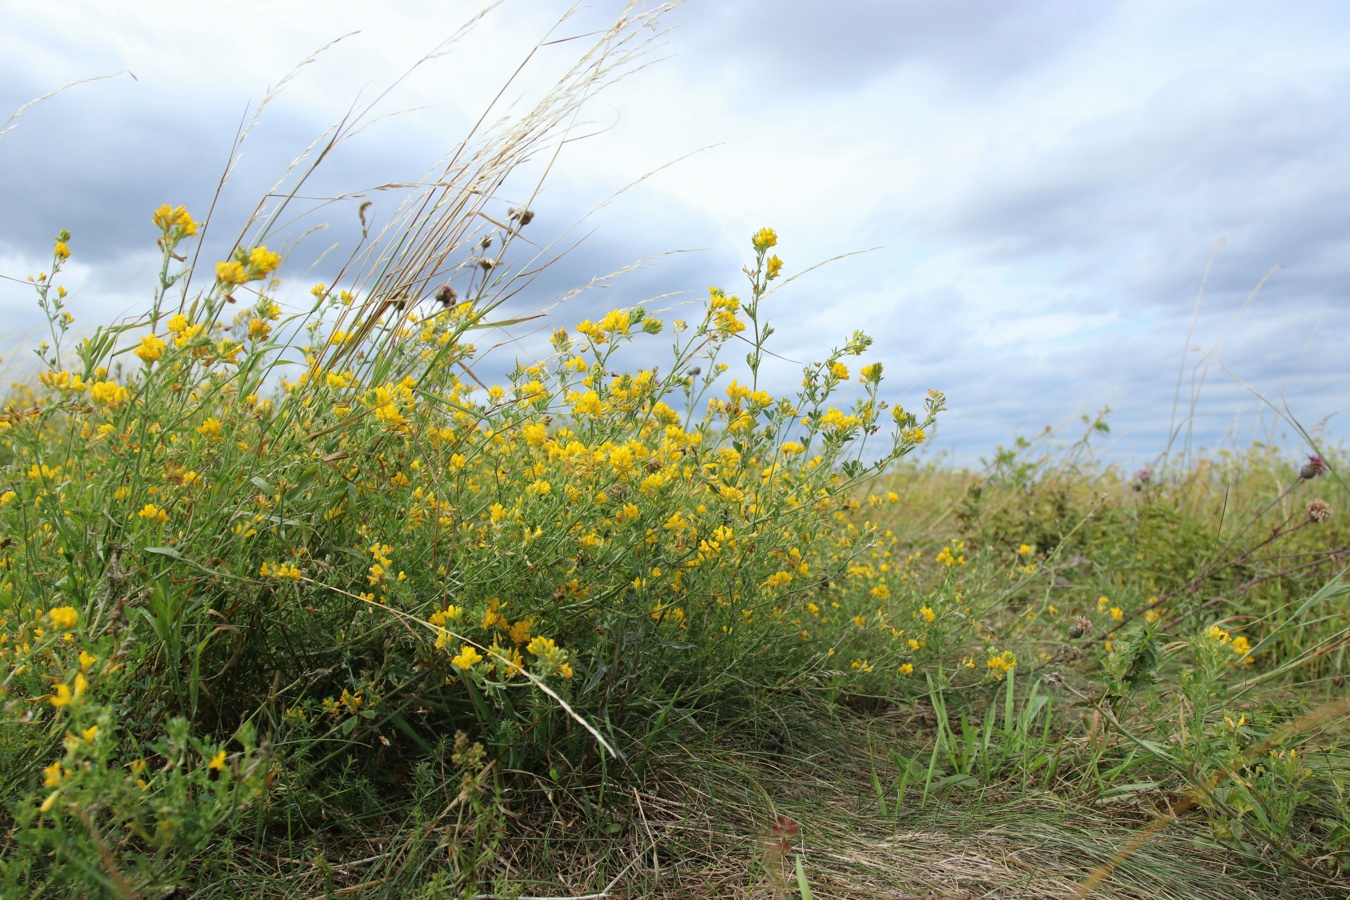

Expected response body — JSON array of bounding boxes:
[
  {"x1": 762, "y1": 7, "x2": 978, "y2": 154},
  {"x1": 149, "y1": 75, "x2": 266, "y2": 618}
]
[{"x1": 1307, "y1": 499, "x2": 1333, "y2": 523}]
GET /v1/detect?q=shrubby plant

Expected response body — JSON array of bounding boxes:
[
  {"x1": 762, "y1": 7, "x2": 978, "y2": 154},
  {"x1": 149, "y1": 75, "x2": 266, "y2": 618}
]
[{"x1": 0, "y1": 206, "x2": 947, "y2": 891}]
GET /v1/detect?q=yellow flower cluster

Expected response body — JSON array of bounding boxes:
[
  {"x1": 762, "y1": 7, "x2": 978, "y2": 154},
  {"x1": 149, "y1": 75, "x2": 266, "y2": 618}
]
[
  {"x1": 986, "y1": 650, "x2": 1017, "y2": 680},
  {"x1": 215, "y1": 245, "x2": 282, "y2": 287},
  {"x1": 935, "y1": 541, "x2": 966, "y2": 567},
  {"x1": 260, "y1": 561, "x2": 303, "y2": 580},
  {"x1": 152, "y1": 204, "x2": 198, "y2": 238}
]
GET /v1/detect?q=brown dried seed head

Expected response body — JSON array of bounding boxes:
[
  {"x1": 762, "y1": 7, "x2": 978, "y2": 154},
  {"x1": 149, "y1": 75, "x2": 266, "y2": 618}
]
[{"x1": 1307, "y1": 499, "x2": 1333, "y2": 523}]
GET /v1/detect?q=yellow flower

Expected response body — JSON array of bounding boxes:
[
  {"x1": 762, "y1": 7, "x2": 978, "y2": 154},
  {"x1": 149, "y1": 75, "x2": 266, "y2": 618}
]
[
  {"x1": 1230, "y1": 635, "x2": 1251, "y2": 656},
  {"x1": 1143, "y1": 608, "x2": 1161, "y2": 623},
  {"x1": 152, "y1": 204, "x2": 197, "y2": 237},
  {"x1": 526, "y1": 636, "x2": 557, "y2": 657},
  {"x1": 935, "y1": 545, "x2": 964, "y2": 567},
  {"x1": 208, "y1": 749, "x2": 227, "y2": 772},
  {"x1": 48, "y1": 606, "x2": 78, "y2": 630},
  {"x1": 43, "y1": 762, "x2": 63, "y2": 787},
  {"x1": 54, "y1": 241, "x2": 70, "y2": 260},
  {"x1": 598, "y1": 309, "x2": 630, "y2": 335},
  {"x1": 898, "y1": 663, "x2": 914, "y2": 676},
  {"x1": 40, "y1": 791, "x2": 60, "y2": 813},
  {"x1": 920, "y1": 606, "x2": 936, "y2": 623},
  {"x1": 1110, "y1": 606, "x2": 1124, "y2": 622},
  {"x1": 765, "y1": 254, "x2": 783, "y2": 280},
  {"x1": 196, "y1": 417, "x2": 223, "y2": 440},
  {"x1": 88, "y1": 380, "x2": 129, "y2": 408},
  {"x1": 248, "y1": 246, "x2": 281, "y2": 275},
  {"x1": 1018, "y1": 543, "x2": 1034, "y2": 556},
  {"x1": 752, "y1": 227, "x2": 778, "y2": 252},
  {"x1": 137, "y1": 503, "x2": 168, "y2": 524},
  {"x1": 78, "y1": 649, "x2": 98, "y2": 670},
  {"x1": 451, "y1": 645, "x2": 483, "y2": 671},
  {"x1": 81, "y1": 725, "x2": 99, "y2": 743},
  {"x1": 986, "y1": 650, "x2": 1017, "y2": 681},
  {"x1": 135, "y1": 333, "x2": 166, "y2": 363},
  {"x1": 215, "y1": 260, "x2": 249, "y2": 286},
  {"x1": 571, "y1": 390, "x2": 604, "y2": 416},
  {"x1": 48, "y1": 672, "x2": 87, "y2": 708}
]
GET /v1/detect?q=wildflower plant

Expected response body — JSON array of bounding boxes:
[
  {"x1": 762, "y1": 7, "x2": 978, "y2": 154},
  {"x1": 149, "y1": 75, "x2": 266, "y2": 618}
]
[{"x1": 0, "y1": 193, "x2": 944, "y2": 865}]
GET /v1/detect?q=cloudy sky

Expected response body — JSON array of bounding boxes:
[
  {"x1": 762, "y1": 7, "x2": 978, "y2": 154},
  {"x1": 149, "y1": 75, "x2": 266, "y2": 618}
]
[{"x1": 2, "y1": 0, "x2": 1346, "y2": 468}]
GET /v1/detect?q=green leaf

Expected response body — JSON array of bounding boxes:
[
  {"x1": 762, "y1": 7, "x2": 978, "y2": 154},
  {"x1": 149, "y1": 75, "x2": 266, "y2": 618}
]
[{"x1": 794, "y1": 855, "x2": 813, "y2": 900}]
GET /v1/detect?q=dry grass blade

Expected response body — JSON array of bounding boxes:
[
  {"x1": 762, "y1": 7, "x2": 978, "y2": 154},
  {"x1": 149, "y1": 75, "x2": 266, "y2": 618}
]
[{"x1": 0, "y1": 70, "x2": 137, "y2": 140}]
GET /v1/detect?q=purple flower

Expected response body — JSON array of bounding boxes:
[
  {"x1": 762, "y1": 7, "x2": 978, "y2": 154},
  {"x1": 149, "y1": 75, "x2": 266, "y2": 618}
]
[{"x1": 1300, "y1": 455, "x2": 1328, "y2": 480}]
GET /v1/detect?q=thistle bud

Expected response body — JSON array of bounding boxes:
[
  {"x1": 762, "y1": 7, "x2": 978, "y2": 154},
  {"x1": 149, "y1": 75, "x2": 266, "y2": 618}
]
[{"x1": 1300, "y1": 455, "x2": 1327, "y2": 480}]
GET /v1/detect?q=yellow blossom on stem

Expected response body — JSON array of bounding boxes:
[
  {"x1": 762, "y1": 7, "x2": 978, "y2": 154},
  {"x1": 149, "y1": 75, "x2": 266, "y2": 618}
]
[
  {"x1": 451, "y1": 645, "x2": 483, "y2": 671},
  {"x1": 216, "y1": 260, "x2": 249, "y2": 286},
  {"x1": 196, "y1": 417, "x2": 223, "y2": 440},
  {"x1": 248, "y1": 246, "x2": 281, "y2": 275},
  {"x1": 88, "y1": 380, "x2": 129, "y2": 408},
  {"x1": 49, "y1": 672, "x2": 87, "y2": 708},
  {"x1": 48, "y1": 606, "x2": 78, "y2": 630},
  {"x1": 152, "y1": 204, "x2": 197, "y2": 237},
  {"x1": 135, "y1": 333, "x2": 166, "y2": 363}
]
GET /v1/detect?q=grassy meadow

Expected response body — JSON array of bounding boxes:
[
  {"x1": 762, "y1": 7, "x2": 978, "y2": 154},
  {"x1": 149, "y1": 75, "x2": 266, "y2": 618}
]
[{"x1": 2, "y1": 9, "x2": 1348, "y2": 899}]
